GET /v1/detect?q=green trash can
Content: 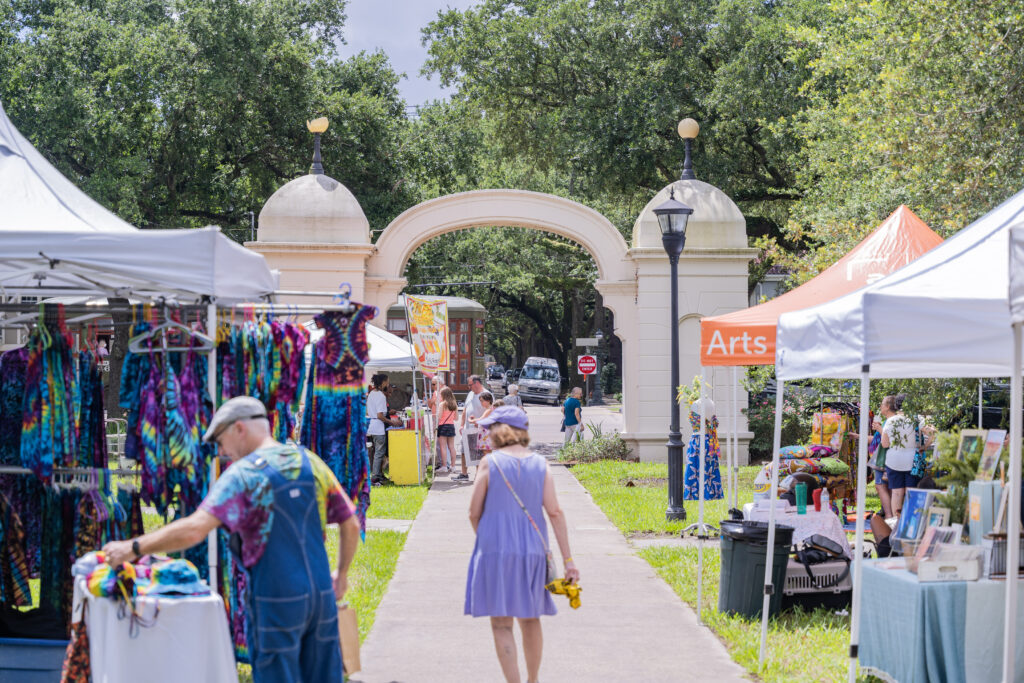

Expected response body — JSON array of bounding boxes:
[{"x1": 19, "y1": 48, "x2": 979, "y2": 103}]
[{"x1": 717, "y1": 519, "x2": 794, "y2": 619}]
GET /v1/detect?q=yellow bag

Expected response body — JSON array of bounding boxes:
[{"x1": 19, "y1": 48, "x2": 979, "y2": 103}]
[{"x1": 338, "y1": 602, "x2": 361, "y2": 675}]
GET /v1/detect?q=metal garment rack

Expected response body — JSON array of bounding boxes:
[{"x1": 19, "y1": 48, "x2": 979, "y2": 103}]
[{"x1": 0, "y1": 465, "x2": 139, "y2": 477}]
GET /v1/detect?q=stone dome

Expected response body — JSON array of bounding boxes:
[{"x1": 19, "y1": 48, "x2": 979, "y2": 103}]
[
  {"x1": 632, "y1": 179, "x2": 746, "y2": 250},
  {"x1": 257, "y1": 174, "x2": 371, "y2": 244}
]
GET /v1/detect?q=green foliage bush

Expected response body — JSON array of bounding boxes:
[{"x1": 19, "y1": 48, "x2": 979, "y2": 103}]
[
  {"x1": 558, "y1": 433, "x2": 631, "y2": 463},
  {"x1": 743, "y1": 392, "x2": 814, "y2": 461}
]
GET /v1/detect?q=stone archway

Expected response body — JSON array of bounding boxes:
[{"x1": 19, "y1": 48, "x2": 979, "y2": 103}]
[
  {"x1": 364, "y1": 189, "x2": 636, "y2": 324},
  {"x1": 364, "y1": 189, "x2": 639, "y2": 429}
]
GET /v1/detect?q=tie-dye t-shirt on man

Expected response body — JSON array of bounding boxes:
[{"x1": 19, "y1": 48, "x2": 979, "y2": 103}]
[{"x1": 200, "y1": 444, "x2": 354, "y2": 568}]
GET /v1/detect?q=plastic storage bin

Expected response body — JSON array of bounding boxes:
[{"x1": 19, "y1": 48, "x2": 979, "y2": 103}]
[{"x1": 718, "y1": 520, "x2": 794, "y2": 619}]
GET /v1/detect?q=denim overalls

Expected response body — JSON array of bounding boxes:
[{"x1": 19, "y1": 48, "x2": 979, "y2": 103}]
[{"x1": 243, "y1": 449, "x2": 343, "y2": 682}]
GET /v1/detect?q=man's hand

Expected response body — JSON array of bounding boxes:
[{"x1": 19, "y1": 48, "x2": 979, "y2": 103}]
[
  {"x1": 333, "y1": 568, "x2": 349, "y2": 600},
  {"x1": 103, "y1": 540, "x2": 137, "y2": 567}
]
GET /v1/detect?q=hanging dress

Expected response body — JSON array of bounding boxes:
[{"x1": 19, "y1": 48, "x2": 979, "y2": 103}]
[
  {"x1": 683, "y1": 411, "x2": 723, "y2": 501},
  {"x1": 300, "y1": 305, "x2": 376, "y2": 531}
]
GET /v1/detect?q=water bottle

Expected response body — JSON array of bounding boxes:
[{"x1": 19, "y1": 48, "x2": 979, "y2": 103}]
[
  {"x1": 821, "y1": 488, "x2": 830, "y2": 513},
  {"x1": 795, "y1": 482, "x2": 807, "y2": 515}
]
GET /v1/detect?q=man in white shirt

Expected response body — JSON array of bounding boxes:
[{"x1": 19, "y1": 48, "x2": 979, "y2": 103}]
[
  {"x1": 456, "y1": 375, "x2": 486, "y2": 481},
  {"x1": 368, "y1": 373, "x2": 399, "y2": 485}
]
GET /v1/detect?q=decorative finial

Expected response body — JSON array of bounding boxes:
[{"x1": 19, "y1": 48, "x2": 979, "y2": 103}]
[
  {"x1": 307, "y1": 117, "x2": 329, "y2": 175},
  {"x1": 677, "y1": 118, "x2": 699, "y2": 181}
]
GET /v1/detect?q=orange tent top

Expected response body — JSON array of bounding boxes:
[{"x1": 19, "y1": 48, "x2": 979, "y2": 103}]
[{"x1": 700, "y1": 205, "x2": 944, "y2": 366}]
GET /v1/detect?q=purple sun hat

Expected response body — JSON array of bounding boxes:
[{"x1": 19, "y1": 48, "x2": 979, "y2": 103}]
[{"x1": 476, "y1": 406, "x2": 529, "y2": 430}]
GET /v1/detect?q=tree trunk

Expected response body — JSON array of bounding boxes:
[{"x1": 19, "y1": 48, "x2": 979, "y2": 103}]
[{"x1": 103, "y1": 298, "x2": 132, "y2": 419}]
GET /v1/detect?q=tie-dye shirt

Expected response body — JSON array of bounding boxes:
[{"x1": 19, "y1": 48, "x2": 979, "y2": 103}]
[{"x1": 200, "y1": 443, "x2": 354, "y2": 568}]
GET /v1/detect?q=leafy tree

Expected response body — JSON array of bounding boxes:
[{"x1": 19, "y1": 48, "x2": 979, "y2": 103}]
[
  {"x1": 0, "y1": 0, "x2": 413, "y2": 232},
  {"x1": 766, "y1": 0, "x2": 1024, "y2": 283}
]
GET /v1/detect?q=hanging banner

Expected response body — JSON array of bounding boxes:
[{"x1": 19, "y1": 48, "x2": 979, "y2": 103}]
[{"x1": 405, "y1": 295, "x2": 450, "y2": 375}]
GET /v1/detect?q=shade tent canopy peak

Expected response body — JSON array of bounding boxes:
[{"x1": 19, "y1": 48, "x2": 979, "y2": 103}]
[
  {"x1": 701, "y1": 205, "x2": 943, "y2": 366},
  {"x1": 776, "y1": 188, "x2": 1024, "y2": 380}
]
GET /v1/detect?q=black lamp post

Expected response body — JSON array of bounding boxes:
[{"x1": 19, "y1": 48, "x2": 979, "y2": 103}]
[{"x1": 655, "y1": 185, "x2": 694, "y2": 521}]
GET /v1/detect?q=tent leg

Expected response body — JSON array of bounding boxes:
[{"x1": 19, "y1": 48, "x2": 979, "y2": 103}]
[
  {"x1": 732, "y1": 365, "x2": 739, "y2": 508},
  {"x1": 848, "y1": 369, "x2": 870, "y2": 683},
  {"x1": 980, "y1": 378, "x2": 985, "y2": 428},
  {"x1": 758, "y1": 379, "x2": 785, "y2": 665},
  {"x1": 206, "y1": 302, "x2": 219, "y2": 594},
  {"x1": 697, "y1": 368, "x2": 707, "y2": 623},
  {"x1": 1004, "y1": 325, "x2": 1022, "y2": 682}
]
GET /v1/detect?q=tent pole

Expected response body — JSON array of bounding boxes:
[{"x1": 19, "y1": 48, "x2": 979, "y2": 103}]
[
  {"x1": 980, "y1": 378, "x2": 985, "y2": 428},
  {"x1": 848, "y1": 368, "x2": 870, "y2": 683},
  {"x1": 758, "y1": 379, "x2": 785, "y2": 664},
  {"x1": 1004, "y1": 325, "x2": 1022, "y2": 682},
  {"x1": 206, "y1": 302, "x2": 219, "y2": 594},
  {"x1": 402, "y1": 300, "x2": 422, "y2": 483},
  {"x1": 732, "y1": 365, "x2": 739, "y2": 508}
]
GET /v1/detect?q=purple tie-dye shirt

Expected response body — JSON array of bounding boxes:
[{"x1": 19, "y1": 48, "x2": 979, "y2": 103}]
[{"x1": 200, "y1": 443, "x2": 354, "y2": 568}]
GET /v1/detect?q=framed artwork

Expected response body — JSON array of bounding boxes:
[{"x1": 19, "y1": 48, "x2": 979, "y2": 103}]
[
  {"x1": 994, "y1": 485, "x2": 1010, "y2": 534},
  {"x1": 894, "y1": 488, "x2": 936, "y2": 542},
  {"x1": 977, "y1": 429, "x2": 1007, "y2": 481},
  {"x1": 957, "y1": 429, "x2": 987, "y2": 462},
  {"x1": 926, "y1": 506, "x2": 950, "y2": 529}
]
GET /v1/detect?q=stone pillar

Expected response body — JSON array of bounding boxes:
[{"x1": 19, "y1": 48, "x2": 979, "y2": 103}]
[{"x1": 621, "y1": 179, "x2": 758, "y2": 464}]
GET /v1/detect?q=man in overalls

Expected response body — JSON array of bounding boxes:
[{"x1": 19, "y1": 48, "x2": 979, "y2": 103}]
[{"x1": 103, "y1": 396, "x2": 360, "y2": 682}]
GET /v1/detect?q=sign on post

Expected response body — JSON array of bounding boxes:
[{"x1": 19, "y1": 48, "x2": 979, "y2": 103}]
[
  {"x1": 577, "y1": 355, "x2": 597, "y2": 376},
  {"x1": 575, "y1": 337, "x2": 599, "y2": 347}
]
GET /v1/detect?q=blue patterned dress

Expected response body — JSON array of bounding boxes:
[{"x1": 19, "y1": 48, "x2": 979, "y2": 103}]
[{"x1": 683, "y1": 411, "x2": 723, "y2": 500}]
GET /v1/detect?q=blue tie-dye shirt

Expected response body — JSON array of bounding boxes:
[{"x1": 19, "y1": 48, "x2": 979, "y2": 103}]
[{"x1": 200, "y1": 443, "x2": 354, "y2": 568}]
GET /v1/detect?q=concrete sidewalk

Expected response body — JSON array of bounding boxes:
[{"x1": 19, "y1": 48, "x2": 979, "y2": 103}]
[{"x1": 352, "y1": 463, "x2": 748, "y2": 683}]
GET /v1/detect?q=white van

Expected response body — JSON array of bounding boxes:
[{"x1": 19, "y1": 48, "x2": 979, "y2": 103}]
[{"x1": 517, "y1": 357, "x2": 562, "y2": 405}]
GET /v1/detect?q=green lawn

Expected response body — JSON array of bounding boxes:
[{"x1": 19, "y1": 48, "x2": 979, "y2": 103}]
[
  {"x1": 570, "y1": 460, "x2": 872, "y2": 682},
  {"x1": 367, "y1": 481, "x2": 431, "y2": 520},
  {"x1": 569, "y1": 460, "x2": 761, "y2": 536}
]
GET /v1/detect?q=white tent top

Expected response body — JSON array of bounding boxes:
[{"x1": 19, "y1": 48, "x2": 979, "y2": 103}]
[
  {"x1": 0, "y1": 101, "x2": 135, "y2": 232},
  {"x1": 0, "y1": 98, "x2": 278, "y2": 304},
  {"x1": 1010, "y1": 225, "x2": 1024, "y2": 324},
  {"x1": 0, "y1": 228, "x2": 278, "y2": 304},
  {"x1": 306, "y1": 322, "x2": 416, "y2": 372},
  {"x1": 776, "y1": 188, "x2": 1024, "y2": 380}
]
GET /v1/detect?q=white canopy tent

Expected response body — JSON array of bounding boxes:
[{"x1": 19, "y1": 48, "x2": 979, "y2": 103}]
[
  {"x1": 765, "y1": 188, "x2": 1024, "y2": 681},
  {"x1": 0, "y1": 228, "x2": 279, "y2": 304},
  {"x1": 0, "y1": 99, "x2": 278, "y2": 304},
  {"x1": 0, "y1": 100, "x2": 136, "y2": 233}
]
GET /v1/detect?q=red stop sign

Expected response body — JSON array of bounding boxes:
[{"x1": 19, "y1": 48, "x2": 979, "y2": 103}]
[{"x1": 577, "y1": 355, "x2": 597, "y2": 375}]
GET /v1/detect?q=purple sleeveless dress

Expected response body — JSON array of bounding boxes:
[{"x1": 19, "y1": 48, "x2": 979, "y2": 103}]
[{"x1": 465, "y1": 451, "x2": 557, "y2": 618}]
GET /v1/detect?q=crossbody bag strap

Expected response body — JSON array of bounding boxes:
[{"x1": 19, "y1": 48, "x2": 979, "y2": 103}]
[{"x1": 489, "y1": 453, "x2": 550, "y2": 554}]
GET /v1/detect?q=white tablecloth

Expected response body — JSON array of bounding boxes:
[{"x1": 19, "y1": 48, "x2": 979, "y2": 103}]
[
  {"x1": 72, "y1": 577, "x2": 237, "y2": 683},
  {"x1": 744, "y1": 504, "x2": 852, "y2": 558}
]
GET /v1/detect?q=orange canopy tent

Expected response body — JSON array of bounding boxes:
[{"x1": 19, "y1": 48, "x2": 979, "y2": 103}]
[{"x1": 700, "y1": 205, "x2": 944, "y2": 366}]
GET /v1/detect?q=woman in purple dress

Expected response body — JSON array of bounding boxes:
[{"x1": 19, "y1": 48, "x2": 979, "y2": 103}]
[{"x1": 465, "y1": 407, "x2": 580, "y2": 683}]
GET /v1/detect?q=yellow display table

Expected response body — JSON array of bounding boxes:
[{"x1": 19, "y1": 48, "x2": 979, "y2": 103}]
[{"x1": 387, "y1": 429, "x2": 420, "y2": 485}]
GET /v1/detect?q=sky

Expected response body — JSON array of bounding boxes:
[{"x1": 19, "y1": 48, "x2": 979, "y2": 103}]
[{"x1": 336, "y1": 0, "x2": 480, "y2": 107}]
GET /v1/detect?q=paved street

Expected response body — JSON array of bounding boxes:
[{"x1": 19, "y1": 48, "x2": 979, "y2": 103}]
[{"x1": 353, "y1": 404, "x2": 747, "y2": 683}]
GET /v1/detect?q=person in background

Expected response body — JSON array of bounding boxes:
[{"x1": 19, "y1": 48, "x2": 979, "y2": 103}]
[
  {"x1": 465, "y1": 407, "x2": 579, "y2": 683},
  {"x1": 880, "y1": 394, "x2": 917, "y2": 514},
  {"x1": 104, "y1": 397, "x2": 360, "y2": 682},
  {"x1": 96, "y1": 338, "x2": 110, "y2": 358},
  {"x1": 368, "y1": 373, "x2": 401, "y2": 486},
  {"x1": 562, "y1": 387, "x2": 583, "y2": 445},
  {"x1": 868, "y1": 413, "x2": 893, "y2": 518},
  {"x1": 471, "y1": 393, "x2": 496, "y2": 456},
  {"x1": 436, "y1": 387, "x2": 458, "y2": 474},
  {"x1": 503, "y1": 384, "x2": 523, "y2": 410},
  {"x1": 458, "y1": 375, "x2": 486, "y2": 481}
]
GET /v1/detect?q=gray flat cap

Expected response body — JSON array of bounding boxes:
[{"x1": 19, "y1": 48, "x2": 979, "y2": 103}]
[{"x1": 203, "y1": 396, "x2": 268, "y2": 442}]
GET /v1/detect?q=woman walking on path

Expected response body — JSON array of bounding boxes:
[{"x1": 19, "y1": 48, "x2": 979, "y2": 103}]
[
  {"x1": 466, "y1": 406, "x2": 580, "y2": 683},
  {"x1": 435, "y1": 387, "x2": 458, "y2": 473}
]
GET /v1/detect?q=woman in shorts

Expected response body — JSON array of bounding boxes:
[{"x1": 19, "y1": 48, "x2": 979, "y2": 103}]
[{"x1": 436, "y1": 387, "x2": 458, "y2": 473}]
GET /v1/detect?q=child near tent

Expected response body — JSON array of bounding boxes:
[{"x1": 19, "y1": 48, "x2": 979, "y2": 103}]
[
  {"x1": 470, "y1": 393, "x2": 496, "y2": 456},
  {"x1": 436, "y1": 387, "x2": 458, "y2": 474}
]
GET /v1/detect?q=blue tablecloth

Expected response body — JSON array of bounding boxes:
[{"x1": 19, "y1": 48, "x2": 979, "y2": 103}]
[{"x1": 860, "y1": 561, "x2": 1024, "y2": 683}]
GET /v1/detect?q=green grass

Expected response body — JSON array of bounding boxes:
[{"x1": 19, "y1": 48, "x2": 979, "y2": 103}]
[
  {"x1": 569, "y1": 460, "x2": 761, "y2": 536},
  {"x1": 640, "y1": 545, "x2": 854, "y2": 682},
  {"x1": 367, "y1": 481, "x2": 431, "y2": 520},
  {"x1": 325, "y1": 527, "x2": 409, "y2": 642},
  {"x1": 571, "y1": 460, "x2": 873, "y2": 682}
]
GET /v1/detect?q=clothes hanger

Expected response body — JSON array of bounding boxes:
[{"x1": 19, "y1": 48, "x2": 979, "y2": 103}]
[
  {"x1": 128, "y1": 305, "x2": 214, "y2": 353},
  {"x1": 334, "y1": 283, "x2": 356, "y2": 314}
]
